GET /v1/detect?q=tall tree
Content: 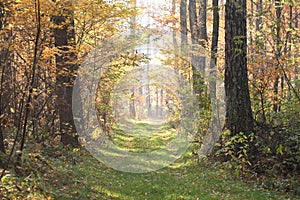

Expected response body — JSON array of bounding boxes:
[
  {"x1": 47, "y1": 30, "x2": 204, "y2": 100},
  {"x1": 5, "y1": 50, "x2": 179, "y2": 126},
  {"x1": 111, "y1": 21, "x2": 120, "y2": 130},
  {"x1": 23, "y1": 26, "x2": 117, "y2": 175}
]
[
  {"x1": 210, "y1": 0, "x2": 219, "y2": 100},
  {"x1": 189, "y1": 0, "x2": 208, "y2": 98},
  {"x1": 273, "y1": 0, "x2": 283, "y2": 112},
  {"x1": 0, "y1": 1, "x2": 7, "y2": 155},
  {"x1": 172, "y1": 0, "x2": 177, "y2": 48},
  {"x1": 180, "y1": 0, "x2": 188, "y2": 49},
  {"x1": 197, "y1": 0, "x2": 208, "y2": 91},
  {"x1": 19, "y1": 0, "x2": 42, "y2": 160},
  {"x1": 0, "y1": 1, "x2": 12, "y2": 155},
  {"x1": 53, "y1": 1, "x2": 79, "y2": 146},
  {"x1": 209, "y1": 0, "x2": 220, "y2": 140},
  {"x1": 198, "y1": 0, "x2": 208, "y2": 47},
  {"x1": 188, "y1": 0, "x2": 197, "y2": 44},
  {"x1": 295, "y1": 9, "x2": 298, "y2": 79},
  {"x1": 224, "y1": 0, "x2": 253, "y2": 134},
  {"x1": 189, "y1": 0, "x2": 201, "y2": 97}
]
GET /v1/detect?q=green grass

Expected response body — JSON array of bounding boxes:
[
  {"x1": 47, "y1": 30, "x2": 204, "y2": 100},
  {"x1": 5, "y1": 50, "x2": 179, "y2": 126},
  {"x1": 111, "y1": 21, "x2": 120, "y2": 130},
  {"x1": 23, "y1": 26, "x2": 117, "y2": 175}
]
[
  {"x1": 1, "y1": 120, "x2": 297, "y2": 199},
  {"x1": 39, "y1": 147, "x2": 294, "y2": 200},
  {"x1": 1, "y1": 146, "x2": 296, "y2": 199},
  {"x1": 111, "y1": 119, "x2": 177, "y2": 153}
]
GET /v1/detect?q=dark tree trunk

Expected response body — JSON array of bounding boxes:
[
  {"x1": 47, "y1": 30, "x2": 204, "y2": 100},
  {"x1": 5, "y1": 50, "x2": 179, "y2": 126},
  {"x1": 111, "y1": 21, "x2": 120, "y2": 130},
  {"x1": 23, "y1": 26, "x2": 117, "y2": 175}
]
[
  {"x1": 188, "y1": 0, "x2": 197, "y2": 44},
  {"x1": 197, "y1": 0, "x2": 208, "y2": 89},
  {"x1": 273, "y1": 0, "x2": 283, "y2": 113},
  {"x1": 0, "y1": 1, "x2": 12, "y2": 155},
  {"x1": 225, "y1": 0, "x2": 253, "y2": 134},
  {"x1": 210, "y1": 0, "x2": 219, "y2": 100},
  {"x1": 53, "y1": 6, "x2": 79, "y2": 147},
  {"x1": 209, "y1": 0, "x2": 220, "y2": 139},
  {"x1": 188, "y1": 0, "x2": 199, "y2": 95},
  {"x1": 256, "y1": 0, "x2": 263, "y2": 32},
  {"x1": 295, "y1": 9, "x2": 298, "y2": 79},
  {"x1": 0, "y1": 2, "x2": 7, "y2": 154},
  {"x1": 198, "y1": 0, "x2": 208, "y2": 46},
  {"x1": 180, "y1": 0, "x2": 188, "y2": 48}
]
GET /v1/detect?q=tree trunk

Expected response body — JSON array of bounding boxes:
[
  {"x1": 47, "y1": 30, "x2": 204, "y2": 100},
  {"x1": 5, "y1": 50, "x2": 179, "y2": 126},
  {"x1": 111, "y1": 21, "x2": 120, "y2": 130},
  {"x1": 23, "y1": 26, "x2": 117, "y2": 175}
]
[
  {"x1": 180, "y1": 0, "x2": 188, "y2": 49},
  {"x1": 225, "y1": 0, "x2": 253, "y2": 134},
  {"x1": 160, "y1": 89, "x2": 163, "y2": 117},
  {"x1": 273, "y1": 0, "x2": 283, "y2": 113},
  {"x1": 129, "y1": 88, "x2": 136, "y2": 118},
  {"x1": 295, "y1": 9, "x2": 298, "y2": 80},
  {"x1": 209, "y1": 0, "x2": 220, "y2": 136},
  {"x1": 189, "y1": 0, "x2": 199, "y2": 94},
  {"x1": 53, "y1": 4, "x2": 79, "y2": 147},
  {"x1": 198, "y1": 0, "x2": 208, "y2": 46},
  {"x1": 256, "y1": 0, "x2": 263, "y2": 32},
  {"x1": 210, "y1": 0, "x2": 219, "y2": 100},
  {"x1": 197, "y1": 0, "x2": 208, "y2": 90},
  {"x1": 0, "y1": 1, "x2": 12, "y2": 155},
  {"x1": 198, "y1": 0, "x2": 220, "y2": 158},
  {"x1": 188, "y1": 0, "x2": 197, "y2": 44},
  {"x1": 146, "y1": 83, "x2": 152, "y2": 118},
  {"x1": 0, "y1": 2, "x2": 6, "y2": 154},
  {"x1": 189, "y1": 0, "x2": 206, "y2": 99},
  {"x1": 172, "y1": 0, "x2": 177, "y2": 49}
]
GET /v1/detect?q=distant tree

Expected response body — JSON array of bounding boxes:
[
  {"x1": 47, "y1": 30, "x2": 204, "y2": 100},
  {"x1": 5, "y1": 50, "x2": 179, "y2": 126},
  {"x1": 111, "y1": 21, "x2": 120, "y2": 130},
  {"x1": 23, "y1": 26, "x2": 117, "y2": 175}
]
[
  {"x1": 188, "y1": 0, "x2": 208, "y2": 99},
  {"x1": 224, "y1": 0, "x2": 253, "y2": 134},
  {"x1": 129, "y1": 88, "x2": 136, "y2": 119}
]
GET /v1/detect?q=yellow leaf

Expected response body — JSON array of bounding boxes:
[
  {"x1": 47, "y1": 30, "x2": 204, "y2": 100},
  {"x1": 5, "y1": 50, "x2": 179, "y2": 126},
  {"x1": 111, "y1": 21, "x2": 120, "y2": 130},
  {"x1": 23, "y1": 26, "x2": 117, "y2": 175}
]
[{"x1": 10, "y1": 108, "x2": 15, "y2": 113}]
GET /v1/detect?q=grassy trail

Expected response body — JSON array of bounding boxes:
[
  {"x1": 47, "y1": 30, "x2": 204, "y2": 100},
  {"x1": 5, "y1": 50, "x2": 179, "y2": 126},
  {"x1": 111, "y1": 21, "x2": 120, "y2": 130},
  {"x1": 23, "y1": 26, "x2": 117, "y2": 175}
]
[
  {"x1": 1, "y1": 120, "x2": 294, "y2": 199},
  {"x1": 44, "y1": 148, "x2": 292, "y2": 200},
  {"x1": 42, "y1": 120, "x2": 293, "y2": 199}
]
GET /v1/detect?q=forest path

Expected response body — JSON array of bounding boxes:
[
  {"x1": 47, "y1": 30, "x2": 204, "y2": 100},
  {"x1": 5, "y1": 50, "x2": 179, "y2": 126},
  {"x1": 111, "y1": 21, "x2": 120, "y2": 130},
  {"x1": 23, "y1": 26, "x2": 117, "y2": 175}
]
[
  {"x1": 111, "y1": 118, "x2": 177, "y2": 153},
  {"x1": 42, "y1": 145, "x2": 290, "y2": 200}
]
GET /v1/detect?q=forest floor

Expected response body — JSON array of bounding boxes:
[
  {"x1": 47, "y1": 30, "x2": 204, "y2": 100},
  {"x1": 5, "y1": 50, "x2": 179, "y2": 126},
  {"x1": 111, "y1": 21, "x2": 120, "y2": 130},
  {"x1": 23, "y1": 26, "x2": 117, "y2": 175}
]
[{"x1": 0, "y1": 120, "x2": 297, "y2": 199}]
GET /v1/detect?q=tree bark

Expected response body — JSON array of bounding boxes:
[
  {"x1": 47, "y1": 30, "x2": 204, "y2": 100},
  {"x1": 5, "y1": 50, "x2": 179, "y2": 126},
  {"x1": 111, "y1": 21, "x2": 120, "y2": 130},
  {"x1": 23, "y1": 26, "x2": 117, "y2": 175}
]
[
  {"x1": 0, "y1": 2, "x2": 6, "y2": 154},
  {"x1": 273, "y1": 0, "x2": 283, "y2": 113},
  {"x1": 188, "y1": 0, "x2": 197, "y2": 44},
  {"x1": 180, "y1": 0, "x2": 188, "y2": 49},
  {"x1": 53, "y1": 3, "x2": 79, "y2": 147},
  {"x1": 295, "y1": 9, "x2": 298, "y2": 80},
  {"x1": 189, "y1": 0, "x2": 199, "y2": 96},
  {"x1": 189, "y1": 0, "x2": 207, "y2": 99},
  {"x1": 225, "y1": 0, "x2": 253, "y2": 134},
  {"x1": 256, "y1": 0, "x2": 263, "y2": 32},
  {"x1": 210, "y1": 0, "x2": 219, "y2": 100},
  {"x1": 197, "y1": 0, "x2": 208, "y2": 86},
  {"x1": 198, "y1": 0, "x2": 208, "y2": 46},
  {"x1": 0, "y1": 1, "x2": 12, "y2": 154},
  {"x1": 172, "y1": 0, "x2": 177, "y2": 49}
]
